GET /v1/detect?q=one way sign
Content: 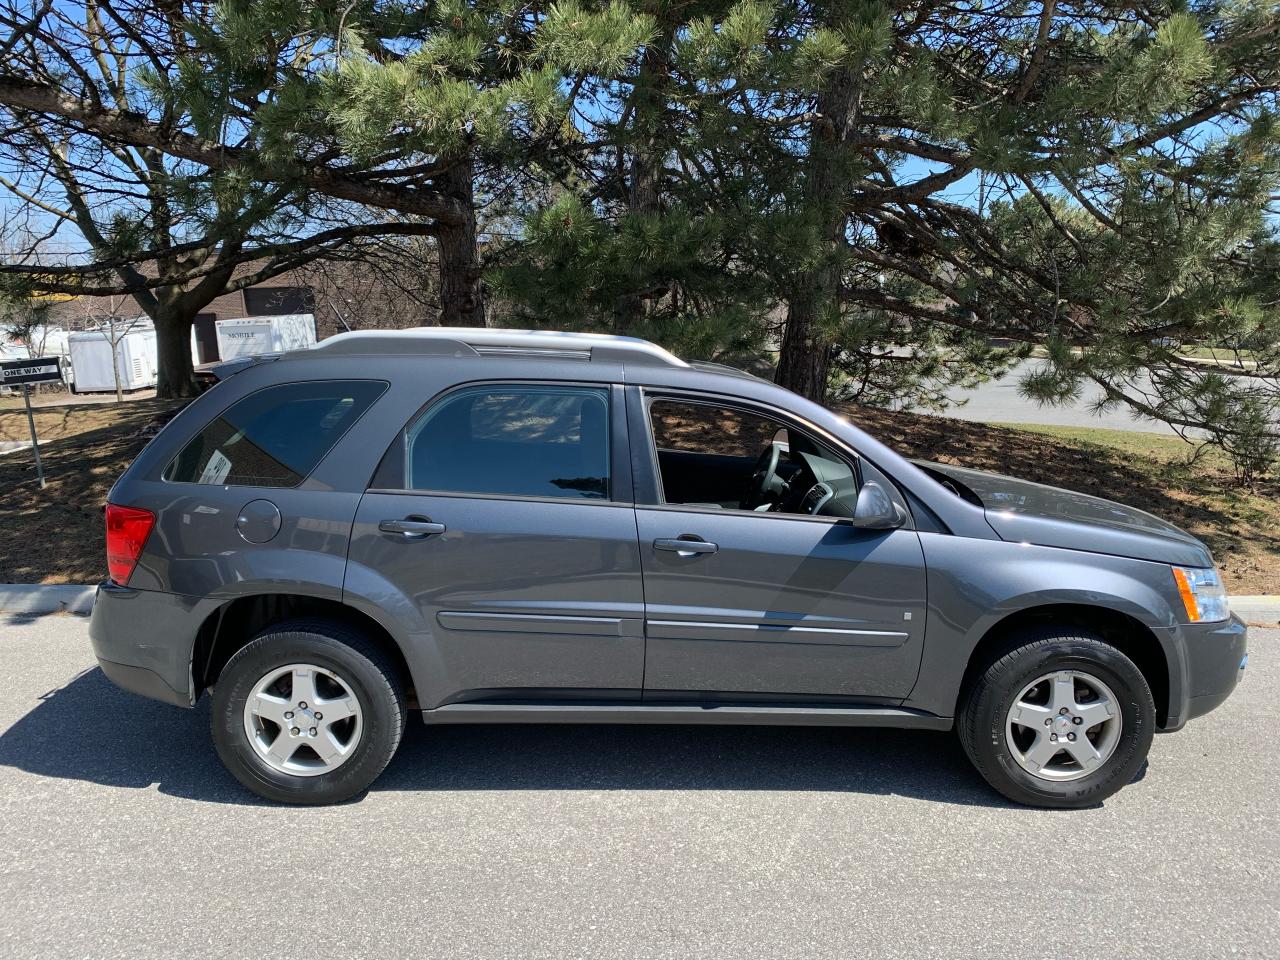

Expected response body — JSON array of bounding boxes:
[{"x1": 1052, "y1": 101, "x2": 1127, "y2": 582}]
[
  {"x1": 0, "y1": 357, "x2": 62, "y2": 386},
  {"x1": 1, "y1": 356, "x2": 63, "y2": 489}
]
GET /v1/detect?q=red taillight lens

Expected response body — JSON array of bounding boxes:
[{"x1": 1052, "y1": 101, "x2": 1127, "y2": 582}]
[{"x1": 105, "y1": 503, "x2": 155, "y2": 585}]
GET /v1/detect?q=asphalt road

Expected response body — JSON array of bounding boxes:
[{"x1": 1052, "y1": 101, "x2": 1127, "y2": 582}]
[
  {"x1": 1, "y1": 616, "x2": 1276, "y2": 960},
  {"x1": 920, "y1": 359, "x2": 1181, "y2": 434}
]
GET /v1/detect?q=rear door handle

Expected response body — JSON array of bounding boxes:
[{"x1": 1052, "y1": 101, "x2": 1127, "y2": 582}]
[
  {"x1": 653, "y1": 537, "x2": 718, "y2": 557},
  {"x1": 379, "y1": 517, "x2": 446, "y2": 539}
]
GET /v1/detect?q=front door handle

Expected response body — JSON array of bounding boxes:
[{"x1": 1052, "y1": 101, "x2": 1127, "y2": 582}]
[
  {"x1": 654, "y1": 536, "x2": 719, "y2": 557},
  {"x1": 379, "y1": 517, "x2": 446, "y2": 539}
]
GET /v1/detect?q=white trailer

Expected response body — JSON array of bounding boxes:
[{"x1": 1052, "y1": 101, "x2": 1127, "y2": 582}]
[
  {"x1": 17, "y1": 326, "x2": 75, "y2": 389},
  {"x1": 32, "y1": 326, "x2": 72, "y2": 364},
  {"x1": 68, "y1": 326, "x2": 158, "y2": 393},
  {"x1": 215, "y1": 314, "x2": 316, "y2": 361}
]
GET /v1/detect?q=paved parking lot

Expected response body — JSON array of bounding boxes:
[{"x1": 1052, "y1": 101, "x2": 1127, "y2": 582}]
[{"x1": 1, "y1": 615, "x2": 1276, "y2": 959}]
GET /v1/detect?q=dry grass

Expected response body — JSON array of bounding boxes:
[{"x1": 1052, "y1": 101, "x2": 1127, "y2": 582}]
[
  {"x1": 0, "y1": 398, "x2": 182, "y2": 583},
  {"x1": 0, "y1": 396, "x2": 1276, "y2": 593}
]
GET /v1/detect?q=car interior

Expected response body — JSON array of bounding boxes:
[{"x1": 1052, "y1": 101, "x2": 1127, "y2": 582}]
[{"x1": 648, "y1": 399, "x2": 861, "y2": 517}]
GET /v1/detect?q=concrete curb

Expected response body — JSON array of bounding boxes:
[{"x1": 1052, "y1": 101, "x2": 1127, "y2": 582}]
[
  {"x1": 1228, "y1": 596, "x2": 1280, "y2": 625},
  {"x1": 0, "y1": 584, "x2": 96, "y2": 615}
]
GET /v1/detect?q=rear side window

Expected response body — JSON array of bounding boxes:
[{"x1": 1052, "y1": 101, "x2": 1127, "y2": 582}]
[
  {"x1": 165, "y1": 380, "x2": 386, "y2": 487},
  {"x1": 406, "y1": 385, "x2": 610, "y2": 500}
]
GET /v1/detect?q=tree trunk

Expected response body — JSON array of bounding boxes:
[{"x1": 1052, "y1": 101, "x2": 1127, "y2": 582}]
[
  {"x1": 109, "y1": 319, "x2": 123, "y2": 403},
  {"x1": 777, "y1": 293, "x2": 836, "y2": 402},
  {"x1": 437, "y1": 155, "x2": 485, "y2": 327},
  {"x1": 614, "y1": 33, "x2": 670, "y2": 334},
  {"x1": 154, "y1": 310, "x2": 197, "y2": 398},
  {"x1": 614, "y1": 151, "x2": 660, "y2": 334},
  {"x1": 775, "y1": 61, "x2": 862, "y2": 403}
]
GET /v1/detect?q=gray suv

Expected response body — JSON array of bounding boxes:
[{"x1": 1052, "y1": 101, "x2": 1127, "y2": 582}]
[{"x1": 90, "y1": 329, "x2": 1248, "y2": 807}]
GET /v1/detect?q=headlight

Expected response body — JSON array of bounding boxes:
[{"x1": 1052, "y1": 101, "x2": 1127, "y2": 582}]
[{"x1": 1171, "y1": 565, "x2": 1229, "y2": 623}]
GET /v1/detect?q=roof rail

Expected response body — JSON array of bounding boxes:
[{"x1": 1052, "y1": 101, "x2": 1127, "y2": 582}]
[
  {"x1": 309, "y1": 328, "x2": 688, "y2": 368},
  {"x1": 689, "y1": 360, "x2": 769, "y2": 383}
]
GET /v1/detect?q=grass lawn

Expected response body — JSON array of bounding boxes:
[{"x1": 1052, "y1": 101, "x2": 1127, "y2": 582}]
[{"x1": 1, "y1": 395, "x2": 1277, "y2": 594}]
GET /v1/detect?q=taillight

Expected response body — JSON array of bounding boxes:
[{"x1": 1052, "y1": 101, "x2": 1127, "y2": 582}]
[{"x1": 105, "y1": 503, "x2": 155, "y2": 585}]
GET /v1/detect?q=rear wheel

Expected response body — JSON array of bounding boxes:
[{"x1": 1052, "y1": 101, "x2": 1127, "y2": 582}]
[
  {"x1": 211, "y1": 619, "x2": 406, "y2": 804},
  {"x1": 959, "y1": 627, "x2": 1155, "y2": 808}
]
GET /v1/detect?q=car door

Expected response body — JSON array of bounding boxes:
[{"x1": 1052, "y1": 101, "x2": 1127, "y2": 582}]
[
  {"x1": 346, "y1": 382, "x2": 646, "y2": 708},
  {"x1": 632, "y1": 390, "x2": 928, "y2": 702}
]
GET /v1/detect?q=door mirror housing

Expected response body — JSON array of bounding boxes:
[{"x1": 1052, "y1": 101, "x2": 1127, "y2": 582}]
[{"x1": 849, "y1": 481, "x2": 906, "y2": 530}]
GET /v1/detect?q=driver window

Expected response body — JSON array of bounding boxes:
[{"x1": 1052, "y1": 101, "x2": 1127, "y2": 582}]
[{"x1": 648, "y1": 399, "x2": 859, "y2": 517}]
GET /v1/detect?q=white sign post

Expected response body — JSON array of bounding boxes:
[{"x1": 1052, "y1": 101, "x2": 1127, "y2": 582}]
[{"x1": 1, "y1": 357, "x2": 64, "y2": 489}]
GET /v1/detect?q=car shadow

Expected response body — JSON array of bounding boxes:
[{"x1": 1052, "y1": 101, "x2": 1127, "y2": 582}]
[{"x1": 1, "y1": 667, "x2": 1030, "y2": 808}]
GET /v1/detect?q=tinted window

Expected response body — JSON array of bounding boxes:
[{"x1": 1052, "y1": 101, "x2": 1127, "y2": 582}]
[
  {"x1": 407, "y1": 386, "x2": 610, "y2": 500},
  {"x1": 166, "y1": 380, "x2": 385, "y2": 487}
]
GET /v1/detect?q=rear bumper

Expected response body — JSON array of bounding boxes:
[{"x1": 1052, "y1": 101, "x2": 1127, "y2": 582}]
[
  {"x1": 89, "y1": 580, "x2": 206, "y2": 707},
  {"x1": 96, "y1": 655, "x2": 189, "y2": 707},
  {"x1": 1163, "y1": 614, "x2": 1247, "y2": 730}
]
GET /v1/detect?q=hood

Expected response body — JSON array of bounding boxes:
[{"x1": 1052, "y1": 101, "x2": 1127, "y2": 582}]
[{"x1": 919, "y1": 461, "x2": 1213, "y2": 568}]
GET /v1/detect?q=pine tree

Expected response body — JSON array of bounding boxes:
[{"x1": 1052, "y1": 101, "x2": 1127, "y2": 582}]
[
  {"x1": 492, "y1": 0, "x2": 783, "y2": 361},
  {"x1": 2, "y1": 0, "x2": 1275, "y2": 458},
  {"x1": 284, "y1": 0, "x2": 658, "y2": 326},
  {"x1": 499, "y1": 0, "x2": 1279, "y2": 464},
  {"x1": 0, "y1": 1, "x2": 452, "y2": 394}
]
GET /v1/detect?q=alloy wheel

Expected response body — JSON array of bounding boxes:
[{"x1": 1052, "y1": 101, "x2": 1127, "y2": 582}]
[
  {"x1": 1004, "y1": 669, "x2": 1123, "y2": 782},
  {"x1": 241, "y1": 663, "x2": 363, "y2": 777}
]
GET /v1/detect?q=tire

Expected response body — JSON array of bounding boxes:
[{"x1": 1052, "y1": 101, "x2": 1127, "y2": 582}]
[
  {"x1": 211, "y1": 618, "x2": 406, "y2": 805},
  {"x1": 958, "y1": 626, "x2": 1155, "y2": 808}
]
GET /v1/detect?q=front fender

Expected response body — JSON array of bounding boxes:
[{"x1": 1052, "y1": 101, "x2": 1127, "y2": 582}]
[{"x1": 905, "y1": 533, "x2": 1188, "y2": 720}]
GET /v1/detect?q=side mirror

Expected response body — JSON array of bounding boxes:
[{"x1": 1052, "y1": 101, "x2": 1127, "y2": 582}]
[{"x1": 849, "y1": 481, "x2": 906, "y2": 530}]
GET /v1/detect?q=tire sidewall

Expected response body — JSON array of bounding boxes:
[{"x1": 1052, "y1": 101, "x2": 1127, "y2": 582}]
[
  {"x1": 212, "y1": 630, "x2": 401, "y2": 805},
  {"x1": 975, "y1": 640, "x2": 1154, "y2": 807}
]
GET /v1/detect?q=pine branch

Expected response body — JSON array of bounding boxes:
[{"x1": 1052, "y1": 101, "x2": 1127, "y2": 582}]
[
  {"x1": 1013, "y1": 0, "x2": 1057, "y2": 103},
  {"x1": 0, "y1": 74, "x2": 468, "y2": 224}
]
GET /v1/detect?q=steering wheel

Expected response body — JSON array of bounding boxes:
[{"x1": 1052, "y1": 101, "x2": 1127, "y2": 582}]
[{"x1": 741, "y1": 441, "x2": 784, "y2": 510}]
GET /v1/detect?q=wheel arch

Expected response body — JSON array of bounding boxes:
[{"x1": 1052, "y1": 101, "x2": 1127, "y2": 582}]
[
  {"x1": 192, "y1": 593, "x2": 417, "y2": 707},
  {"x1": 958, "y1": 603, "x2": 1172, "y2": 727}
]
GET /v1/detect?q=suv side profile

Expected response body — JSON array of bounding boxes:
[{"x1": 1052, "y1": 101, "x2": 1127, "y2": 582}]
[{"x1": 90, "y1": 329, "x2": 1248, "y2": 807}]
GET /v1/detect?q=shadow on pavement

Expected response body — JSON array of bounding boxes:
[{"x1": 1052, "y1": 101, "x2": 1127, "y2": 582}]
[
  {"x1": 0, "y1": 667, "x2": 1017, "y2": 808},
  {"x1": 3, "y1": 610, "x2": 90, "y2": 628}
]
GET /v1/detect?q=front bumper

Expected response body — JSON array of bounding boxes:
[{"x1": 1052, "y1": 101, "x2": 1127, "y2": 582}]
[
  {"x1": 1162, "y1": 613, "x2": 1248, "y2": 730},
  {"x1": 89, "y1": 581, "x2": 207, "y2": 707},
  {"x1": 1183, "y1": 613, "x2": 1248, "y2": 722}
]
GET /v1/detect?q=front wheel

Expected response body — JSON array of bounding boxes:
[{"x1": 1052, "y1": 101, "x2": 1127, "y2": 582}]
[
  {"x1": 958, "y1": 628, "x2": 1155, "y2": 808},
  {"x1": 211, "y1": 619, "x2": 406, "y2": 804}
]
